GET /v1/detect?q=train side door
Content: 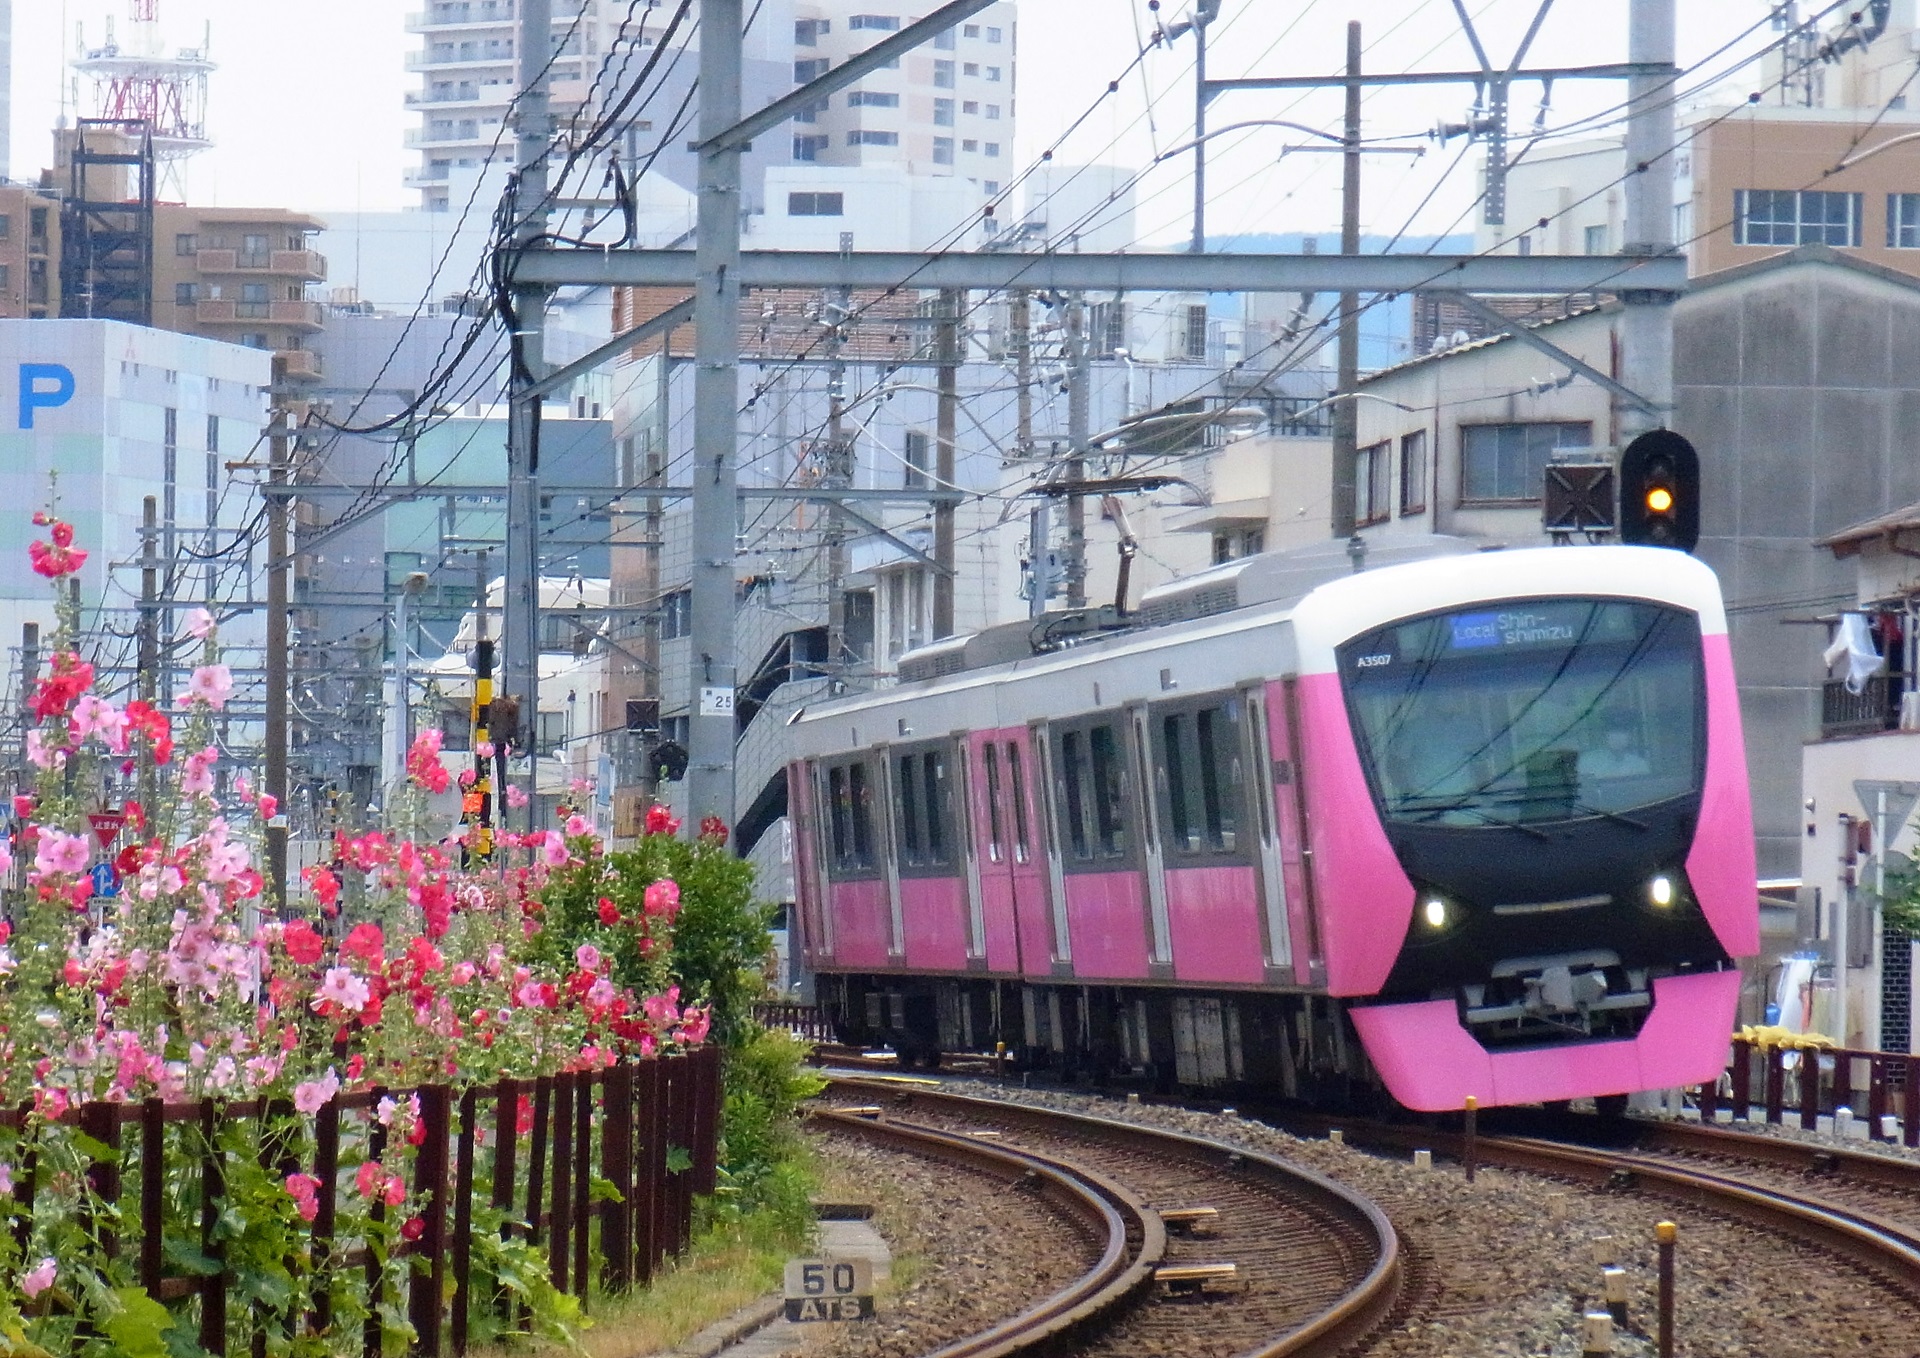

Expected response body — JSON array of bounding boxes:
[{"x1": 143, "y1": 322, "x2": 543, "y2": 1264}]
[
  {"x1": 1238, "y1": 683, "x2": 1292, "y2": 978},
  {"x1": 967, "y1": 731, "x2": 1027, "y2": 973},
  {"x1": 1272, "y1": 678, "x2": 1322, "y2": 985},
  {"x1": 1021, "y1": 722, "x2": 1072, "y2": 975},
  {"x1": 951, "y1": 732, "x2": 988, "y2": 966},
  {"x1": 789, "y1": 759, "x2": 831, "y2": 968},
  {"x1": 1125, "y1": 703, "x2": 1175, "y2": 972}
]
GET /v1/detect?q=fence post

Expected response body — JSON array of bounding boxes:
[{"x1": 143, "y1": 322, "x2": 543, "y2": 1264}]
[
  {"x1": 139, "y1": 1098, "x2": 165, "y2": 1298},
  {"x1": 548, "y1": 1072, "x2": 575, "y2": 1293},
  {"x1": 491, "y1": 1078, "x2": 520, "y2": 1328},
  {"x1": 452, "y1": 1087, "x2": 478, "y2": 1356},
  {"x1": 79, "y1": 1102, "x2": 121, "y2": 1264},
  {"x1": 601, "y1": 1065, "x2": 634, "y2": 1291},
  {"x1": 1730, "y1": 1038, "x2": 1752, "y2": 1118},
  {"x1": 408, "y1": 1085, "x2": 453, "y2": 1358},
  {"x1": 311, "y1": 1093, "x2": 342, "y2": 1336},
  {"x1": 1869, "y1": 1057, "x2": 1889, "y2": 1139},
  {"x1": 665, "y1": 1052, "x2": 694, "y2": 1257},
  {"x1": 1764, "y1": 1046, "x2": 1785, "y2": 1125},
  {"x1": 636, "y1": 1058, "x2": 666, "y2": 1282},
  {"x1": 571, "y1": 1075, "x2": 592, "y2": 1298},
  {"x1": 691, "y1": 1045, "x2": 720, "y2": 1196},
  {"x1": 362, "y1": 1103, "x2": 390, "y2": 1358},
  {"x1": 1800, "y1": 1051, "x2": 1821, "y2": 1130},
  {"x1": 1905, "y1": 1055, "x2": 1920, "y2": 1149},
  {"x1": 525, "y1": 1077, "x2": 551, "y2": 1264},
  {"x1": 197, "y1": 1102, "x2": 227, "y2": 1354}
]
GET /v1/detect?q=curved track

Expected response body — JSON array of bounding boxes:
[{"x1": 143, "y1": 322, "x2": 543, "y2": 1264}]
[{"x1": 823, "y1": 1076, "x2": 1402, "y2": 1358}]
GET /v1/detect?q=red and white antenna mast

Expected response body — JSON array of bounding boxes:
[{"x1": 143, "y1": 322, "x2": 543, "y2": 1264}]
[{"x1": 75, "y1": 0, "x2": 214, "y2": 193}]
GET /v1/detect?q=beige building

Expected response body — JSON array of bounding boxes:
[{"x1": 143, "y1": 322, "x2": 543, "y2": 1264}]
[
  {"x1": 151, "y1": 207, "x2": 328, "y2": 382},
  {"x1": 0, "y1": 185, "x2": 61, "y2": 319}
]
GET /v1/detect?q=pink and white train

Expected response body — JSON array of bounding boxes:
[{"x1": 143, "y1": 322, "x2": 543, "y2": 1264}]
[{"x1": 783, "y1": 539, "x2": 1758, "y2": 1111}]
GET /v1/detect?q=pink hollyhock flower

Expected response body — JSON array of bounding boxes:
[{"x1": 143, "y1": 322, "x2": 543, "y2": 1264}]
[
  {"x1": 68, "y1": 693, "x2": 120, "y2": 742},
  {"x1": 505, "y1": 784, "x2": 529, "y2": 809},
  {"x1": 354, "y1": 1161, "x2": 383, "y2": 1200},
  {"x1": 643, "y1": 878, "x2": 681, "y2": 919},
  {"x1": 564, "y1": 814, "x2": 592, "y2": 838},
  {"x1": 342, "y1": 922, "x2": 385, "y2": 965},
  {"x1": 574, "y1": 943, "x2": 602, "y2": 973},
  {"x1": 0, "y1": 1163, "x2": 12, "y2": 1195},
  {"x1": 180, "y1": 747, "x2": 218, "y2": 797},
  {"x1": 284, "y1": 1173, "x2": 321, "y2": 1222},
  {"x1": 281, "y1": 918, "x2": 325, "y2": 966},
  {"x1": 644, "y1": 804, "x2": 680, "y2": 836},
  {"x1": 315, "y1": 967, "x2": 370, "y2": 1014},
  {"x1": 383, "y1": 1175, "x2": 406, "y2": 1208},
  {"x1": 33, "y1": 829, "x2": 90, "y2": 877},
  {"x1": 184, "y1": 607, "x2": 217, "y2": 639},
  {"x1": 292, "y1": 1068, "x2": 340, "y2": 1114},
  {"x1": 457, "y1": 767, "x2": 477, "y2": 788},
  {"x1": 179, "y1": 663, "x2": 235, "y2": 710},
  {"x1": 258, "y1": 793, "x2": 278, "y2": 820},
  {"x1": 541, "y1": 835, "x2": 570, "y2": 868},
  {"x1": 24, "y1": 729, "x2": 66, "y2": 771},
  {"x1": 475, "y1": 740, "x2": 495, "y2": 759},
  {"x1": 20, "y1": 1257, "x2": 54, "y2": 1299}
]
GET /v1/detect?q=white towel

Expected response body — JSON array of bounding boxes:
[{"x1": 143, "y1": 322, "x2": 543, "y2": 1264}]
[{"x1": 1822, "y1": 614, "x2": 1884, "y2": 695}]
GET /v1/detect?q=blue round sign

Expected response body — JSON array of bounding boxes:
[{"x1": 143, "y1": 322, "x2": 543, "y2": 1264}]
[{"x1": 90, "y1": 861, "x2": 120, "y2": 898}]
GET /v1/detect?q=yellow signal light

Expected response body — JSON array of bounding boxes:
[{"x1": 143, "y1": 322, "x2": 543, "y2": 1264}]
[{"x1": 1645, "y1": 486, "x2": 1674, "y2": 513}]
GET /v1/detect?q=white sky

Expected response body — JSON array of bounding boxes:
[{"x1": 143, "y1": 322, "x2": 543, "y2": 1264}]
[{"x1": 12, "y1": 1, "x2": 1781, "y2": 244}]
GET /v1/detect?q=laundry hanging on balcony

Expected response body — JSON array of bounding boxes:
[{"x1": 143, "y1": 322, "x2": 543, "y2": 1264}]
[{"x1": 1823, "y1": 612, "x2": 1885, "y2": 695}]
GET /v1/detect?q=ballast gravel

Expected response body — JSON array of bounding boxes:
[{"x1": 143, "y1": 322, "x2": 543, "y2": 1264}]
[
  {"x1": 825, "y1": 1079, "x2": 1920, "y2": 1358},
  {"x1": 797, "y1": 1129, "x2": 1098, "y2": 1358}
]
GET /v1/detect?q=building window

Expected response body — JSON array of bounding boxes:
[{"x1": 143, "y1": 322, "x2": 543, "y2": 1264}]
[
  {"x1": 1735, "y1": 188, "x2": 1862, "y2": 247},
  {"x1": 793, "y1": 97, "x2": 827, "y2": 122},
  {"x1": 793, "y1": 134, "x2": 830, "y2": 161},
  {"x1": 883, "y1": 566, "x2": 931, "y2": 663},
  {"x1": 0, "y1": 215, "x2": 10, "y2": 239},
  {"x1": 986, "y1": 65, "x2": 1001, "y2": 81},
  {"x1": 1584, "y1": 224, "x2": 1607, "y2": 254},
  {"x1": 794, "y1": 17, "x2": 828, "y2": 44},
  {"x1": 987, "y1": 24, "x2": 1002, "y2": 41},
  {"x1": 794, "y1": 56, "x2": 829, "y2": 81},
  {"x1": 1399, "y1": 429, "x2": 1427, "y2": 516},
  {"x1": 963, "y1": 22, "x2": 979, "y2": 36},
  {"x1": 787, "y1": 191, "x2": 845, "y2": 216},
  {"x1": 934, "y1": 59, "x2": 954, "y2": 87},
  {"x1": 933, "y1": 25, "x2": 954, "y2": 48},
  {"x1": 1183, "y1": 304, "x2": 1209, "y2": 360},
  {"x1": 983, "y1": 180, "x2": 999, "y2": 194},
  {"x1": 961, "y1": 138, "x2": 977, "y2": 152},
  {"x1": 241, "y1": 333, "x2": 271, "y2": 349},
  {"x1": 1890, "y1": 193, "x2": 1920, "y2": 248},
  {"x1": 847, "y1": 14, "x2": 899, "y2": 29},
  {"x1": 1210, "y1": 528, "x2": 1262, "y2": 564},
  {"x1": 847, "y1": 90, "x2": 898, "y2": 107},
  {"x1": 984, "y1": 142, "x2": 1000, "y2": 157},
  {"x1": 1355, "y1": 441, "x2": 1391, "y2": 526},
  {"x1": 1460, "y1": 421, "x2": 1593, "y2": 502},
  {"x1": 175, "y1": 233, "x2": 197, "y2": 256},
  {"x1": 660, "y1": 589, "x2": 692, "y2": 639},
  {"x1": 962, "y1": 99, "x2": 978, "y2": 114},
  {"x1": 176, "y1": 282, "x2": 198, "y2": 305},
  {"x1": 903, "y1": 429, "x2": 930, "y2": 488},
  {"x1": 934, "y1": 97, "x2": 954, "y2": 126},
  {"x1": 985, "y1": 103, "x2": 1001, "y2": 119},
  {"x1": 848, "y1": 129, "x2": 899, "y2": 146},
  {"x1": 933, "y1": 136, "x2": 955, "y2": 165}
]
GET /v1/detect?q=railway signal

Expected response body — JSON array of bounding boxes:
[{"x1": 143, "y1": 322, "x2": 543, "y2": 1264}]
[{"x1": 1618, "y1": 430, "x2": 1699, "y2": 552}]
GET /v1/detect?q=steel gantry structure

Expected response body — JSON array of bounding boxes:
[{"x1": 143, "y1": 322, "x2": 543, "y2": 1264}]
[{"x1": 498, "y1": 0, "x2": 1683, "y2": 830}]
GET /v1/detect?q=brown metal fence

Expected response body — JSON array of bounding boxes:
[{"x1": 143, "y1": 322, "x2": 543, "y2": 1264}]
[
  {"x1": 1697, "y1": 1038, "x2": 1920, "y2": 1148},
  {"x1": 754, "y1": 1002, "x2": 836, "y2": 1042},
  {"x1": 3, "y1": 1045, "x2": 721, "y2": 1358}
]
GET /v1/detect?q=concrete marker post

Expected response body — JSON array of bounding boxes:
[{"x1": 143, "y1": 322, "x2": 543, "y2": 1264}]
[
  {"x1": 1655, "y1": 1220, "x2": 1676, "y2": 1358},
  {"x1": 1602, "y1": 1265, "x2": 1629, "y2": 1328},
  {"x1": 1580, "y1": 1310, "x2": 1614, "y2": 1358}
]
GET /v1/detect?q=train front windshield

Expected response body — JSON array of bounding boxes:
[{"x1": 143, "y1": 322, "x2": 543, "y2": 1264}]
[{"x1": 1339, "y1": 599, "x2": 1704, "y2": 827}]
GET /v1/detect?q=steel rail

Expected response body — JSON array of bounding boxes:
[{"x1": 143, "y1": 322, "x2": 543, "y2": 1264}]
[
  {"x1": 810, "y1": 1104, "x2": 1165, "y2": 1358},
  {"x1": 825, "y1": 1078, "x2": 1404, "y2": 1358}
]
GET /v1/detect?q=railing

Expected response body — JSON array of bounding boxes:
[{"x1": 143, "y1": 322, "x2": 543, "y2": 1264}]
[
  {"x1": 1, "y1": 1047, "x2": 720, "y2": 1357},
  {"x1": 1820, "y1": 672, "x2": 1904, "y2": 738},
  {"x1": 1698, "y1": 1037, "x2": 1919, "y2": 1148},
  {"x1": 755, "y1": 1002, "x2": 836, "y2": 1043},
  {"x1": 278, "y1": 347, "x2": 324, "y2": 381},
  {"x1": 271, "y1": 299, "x2": 328, "y2": 329}
]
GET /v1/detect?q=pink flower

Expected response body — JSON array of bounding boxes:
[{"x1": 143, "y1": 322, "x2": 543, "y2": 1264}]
[
  {"x1": 0, "y1": 1164, "x2": 12, "y2": 1195},
  {"x1": 475, "y1": 740, "x2": 495, "y2": 759},
  {"x1": 68, "y1": 693, "x2": 121, "y2": 743},
  {"x1": 284, "y1": 1172, "x2": 321, "y2": 1222},
  {"x1": 574, "y1": 943, "x2": 602, "y2": 973},
  {"x1": 258, "y1": 793, "x2": 278, "y2": 820},
  {"x1": 24, "y1": 729, "x2": 66, "y2": 771},
  {"x1": 180, "y1": 747, "x2": 218, "y2": 797},
  {"x1": 643, "y1": 878, "x2": 681, "y2": 919},
  {"x1": 541, "y1": 835, "x2": 570, "y2": 868},
  {"x1": 184, "y1": 607, "x2": 217, "y2": 639},
  {"x1": 505, "y1": 784, "x2": 529, "y2": 809},
  {"x1": 180, "y1": 663, "x2": 235, "y2": 710},
  {"x1": 354, "y1": 1161, "x2": 383, "y2": 1200},
  {"x1": 292, "y1": 1068, "x2": 340, "y2": 1114},
  {"x1": 315, "y1": 967, "x2": 370, "y2": 1014},
  {"x1": 20, "y1": 1258, "x2": 54, "y2": 1299},
  {"x1": 33, "y1": 829, "x2": 90, "y2": 877},
  {"x1": 565, "y1": 814, "x2": 592, "y2": 838}
]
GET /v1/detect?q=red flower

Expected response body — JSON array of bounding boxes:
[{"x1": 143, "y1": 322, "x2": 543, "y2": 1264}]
[
  {"x1": 30, "y1": 652, "x2": 94, "y2": 720},
  {"x1": 596, "y1": 896, "x2": 620, "y2": 926},
  {"x1": 123, "y1": 701, "x2": 172, "y2": 765},
  {"x1": 303, "y1": 864, "x2": 341, "y2": 910},
  {"x1": 282, "y1": 919, "x2": 325, "y2": 966},
  {"x1": 643, "y1": 804, "x2": 680, "y2": 836},
  {"x1": 11, "y1": 796, "x2": 32, "y2": 819},
  {"x1": 400, "y1": 1216, "x2": 425, "y2": 1242},
  {"x1": 50, "y1": 521, "x2": 73, "y2": 549},
  {"x1": 699, "y1": 815, "x2": 730, "y2": 845},
  {"x1": 342, "y1": 922, "x2": 385, "y2": 965},
  {"x1": 27, "y1": 535, "x2": 87, "y2": 579}
]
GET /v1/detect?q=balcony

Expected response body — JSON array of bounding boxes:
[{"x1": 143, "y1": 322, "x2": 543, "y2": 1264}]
[
  {"x1": 195, "y1": 248, "x2": 327, "y2": 280},
  {"x1": 192, "y1": 299, "x2": 325, "y2": 332},
  {"x1": 405, "y1": 126, "x2": 484, "y2": 149},
  {"x1": 277, "y1": 348, "x2": 324, "y2": 382},
  {"x1": 406, "y1": 47, "x2": 513, "y2": 71},
  {"x1": 271, "y1": 299, "x2": 327, "y2": 331},
  {"x1": 404, "y1": 163, "x2": 452, "y2": 186},
  {"x1": 1821, "y1": 673, "x2": 1906, "y2": 738},
  {"x1": 405, "y1": 6, "x2": 513, "y2": 32}
]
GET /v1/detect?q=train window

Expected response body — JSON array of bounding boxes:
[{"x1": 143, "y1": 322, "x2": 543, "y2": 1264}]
[
  {"x1": 827, "y1": 761, "x2": 877, "y2": 875},
  {"x1": 892, "y1": 745, "x2": 954, "y2": 871},
  {"x1": 923, "y1": 750, "x2": 950, "y2": 863},
  {"x1": 984, "y1": 744, "x2": 1005, "y2": 862},
  {"x1": 895, "y1": 753, "x2": 925, "y2": 864},
  {"x1": 1060, "y1": 730, "x2": 1093, "y2": 860},
  {"x1": 1007, "y1": 742, "x2": 1031, "y2": 864},
  {"x1": 1156, "y1": 701, "x2": 1245, "y2": 856},
  {"x1": 1089, "y1": 725, "x2": 1129, "y2": 857}
]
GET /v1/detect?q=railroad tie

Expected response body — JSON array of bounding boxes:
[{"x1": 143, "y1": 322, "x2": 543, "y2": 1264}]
[
  {"x1": 1153, "y1": 1262, "x2": 1241, "y2": 1297},
  {"x1": 1159, "y1": 1206, "x2": 1220, "y2": 1238}
]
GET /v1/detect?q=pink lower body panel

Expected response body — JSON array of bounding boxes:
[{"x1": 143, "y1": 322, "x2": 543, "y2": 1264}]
[
  {"x1": 1064, "y1": 873, "x2": 1151, "y2": 980},
  {"x1": 1164, "y1": 865, "x2": 1265, "y2": 985},
  {"x1": 900, "y1": 876, "x2": 969, "y2": 972},
  {"x1": 1350, "y1": 970, "x2": 1738, "y2": 1112},
  {"x1": 829, "y1": 879, "x2": 895, "y2": 969}
]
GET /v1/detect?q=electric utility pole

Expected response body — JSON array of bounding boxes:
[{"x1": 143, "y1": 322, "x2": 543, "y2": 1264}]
[
  {"x1": 1329, "y1": 20, "x2": 1362, "y2": 539},
  {"x1": 932, "y1": 287, "x2": 961, "y2": 637},
  {"x1": 265, "y1": 397, "x2": 290, "y2": 906},
  {"x1": 1618, "y1": 0, "x2": 1676, "y2": 447},
  {"x1": 1064, "y1": 293, "x2": 1090, "y2": 609},
  {"x1": 505, "y1": 0, "x2": 554, "y2": 829}
]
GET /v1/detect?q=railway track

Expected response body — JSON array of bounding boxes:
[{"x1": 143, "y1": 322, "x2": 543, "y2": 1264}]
[{"x1": 820, "y1": 1076, "x2": 1402, "y2": 1358}]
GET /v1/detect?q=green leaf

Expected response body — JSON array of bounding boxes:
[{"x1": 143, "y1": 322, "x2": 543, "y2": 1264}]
[
  {"x1": 587, "y1": 1176, "x2": 624, "y2": 1204},
  {"x1": 666, "y1": 1145, "x2": 693, "y2": 1174},
  {"x1": 101, "y1": 1287, "x2": 174, "y2": 1358}
]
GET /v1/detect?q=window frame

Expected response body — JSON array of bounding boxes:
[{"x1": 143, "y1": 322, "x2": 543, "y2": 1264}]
[
  {"x1": 1890, "y1": 192, "x2": 1920, "y2": 248},
  {"x1": 1735, "y1": 188, "x2": 1863, "y2": 248},
  {"x1": 1051, "y1": 717, "x2": 1137, "y2": 872},
  {"x1": 1399, "y1": 429, "x2": 1428, "y2": 515},
  {"x1": 889, "y1": 740, "x2": 956, "y2": 876},
  {"x1": 1149, "y1": 693, "x2": 1253, "y2": 865},
  {"x1": 1355, "y1": 440, "x2": 1391, "y2": 527},
  {"x1": 1458, "y1": 420, "x2": 1594, "y2": 504},
  {"x1": 824, "y1": 756, "x2": 882, "y2": 880}
]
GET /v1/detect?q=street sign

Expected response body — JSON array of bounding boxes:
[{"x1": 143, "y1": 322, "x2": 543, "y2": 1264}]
[
  {"x1": 90, "y1": 862, "x2": 120, "y2": 898},
  {"x1": 88, "y1": 810, "x2": 125, "y2": 850},
  {"x1": 1542, "y1": 459, "x2": 1615, "y2": 535},
  {"x1": 699, "y1": 686, "x2": 736, "y2": 717},
  {"x1": 782, "y1": 1258, "x2": 874, "y2": 1322}
]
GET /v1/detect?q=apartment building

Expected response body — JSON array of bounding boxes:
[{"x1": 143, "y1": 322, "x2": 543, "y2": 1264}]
[
  {"x1": 790, "y1": 3, "x2": 1015, "y2": 190},
  {"x1": 405, "y1": 0, "x2": 792, "y2": 211},
  {"x1": 0, "y1": 185, "x2": 61, "y2": 319},
  {"x1": 151, "y1": 207, "x2": 328, "y2": 383}
]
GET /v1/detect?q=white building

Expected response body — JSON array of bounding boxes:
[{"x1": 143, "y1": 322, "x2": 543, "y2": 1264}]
[{"x1": 0, "y1": 318, "x2": 271, "y2": 698}]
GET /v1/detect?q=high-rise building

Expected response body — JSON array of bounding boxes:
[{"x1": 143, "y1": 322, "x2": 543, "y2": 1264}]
[
  {"x1": 0, "y1": 0, "x2": 12, "y2": 185},
  {"x1": 404, "y1": 0, "x2": 793, "y2": 212},
  {"x1": 789, "y1": 3, "x2": 1015, "y2": 192}
]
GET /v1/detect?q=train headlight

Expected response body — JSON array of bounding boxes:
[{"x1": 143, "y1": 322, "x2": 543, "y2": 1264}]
[
  {"x1": 1649, "y1": 874, "x2": 1674, "y2": 907},
  {"x1": 1423, "y1": 896, "x2": 1448, "y2": 929}
]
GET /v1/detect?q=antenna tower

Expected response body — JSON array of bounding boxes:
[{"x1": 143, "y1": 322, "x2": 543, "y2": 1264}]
[{"x1": 74, "y1": 0, "x2": 214, "y2": 193}]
